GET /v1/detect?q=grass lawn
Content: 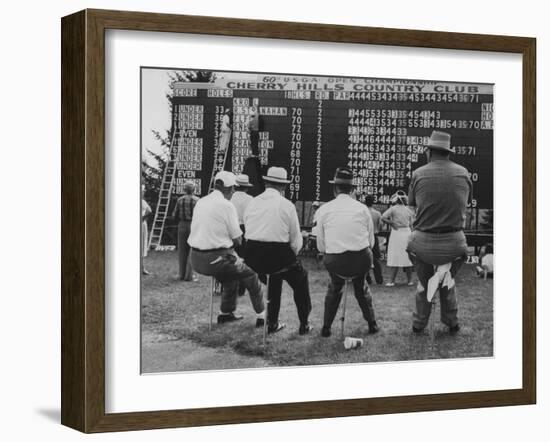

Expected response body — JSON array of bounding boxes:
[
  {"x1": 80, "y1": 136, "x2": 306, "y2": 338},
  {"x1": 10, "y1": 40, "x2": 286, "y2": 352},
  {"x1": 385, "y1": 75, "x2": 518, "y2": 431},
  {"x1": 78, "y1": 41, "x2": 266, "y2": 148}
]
[{"x1": 141, "y1": 250, "x2": 493, "y2": 373}]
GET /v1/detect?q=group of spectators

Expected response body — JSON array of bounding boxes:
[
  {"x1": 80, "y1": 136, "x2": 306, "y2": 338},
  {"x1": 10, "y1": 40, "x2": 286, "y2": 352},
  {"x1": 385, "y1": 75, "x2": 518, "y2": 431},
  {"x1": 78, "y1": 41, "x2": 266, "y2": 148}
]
[{"x1": 143, "y1": 130, "x2": 486, "y2": 337}]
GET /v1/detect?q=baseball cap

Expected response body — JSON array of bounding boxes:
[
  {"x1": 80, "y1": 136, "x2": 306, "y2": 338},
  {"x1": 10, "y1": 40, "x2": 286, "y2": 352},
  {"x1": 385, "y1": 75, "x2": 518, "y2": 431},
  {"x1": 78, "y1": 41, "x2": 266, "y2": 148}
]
[{"x1": 215, "y1": 171, "x2": 237, "y2": 187}]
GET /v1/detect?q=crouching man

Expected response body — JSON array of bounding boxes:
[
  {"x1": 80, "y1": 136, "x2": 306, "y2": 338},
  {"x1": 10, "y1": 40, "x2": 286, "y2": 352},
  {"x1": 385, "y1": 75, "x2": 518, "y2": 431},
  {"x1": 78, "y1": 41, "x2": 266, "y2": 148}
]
[
  {"x1": 188, "y1": 171, "x2": 265, "y2": 325},
  {"x1": 244, "y1": 167, "x2": 312, "y2": 335},
  {"x1": 407, "y1": 131, "x2": 472, "y2": 334},
  {"x1": 316, "y1": 167, "x2": 379, "y2": 337}
]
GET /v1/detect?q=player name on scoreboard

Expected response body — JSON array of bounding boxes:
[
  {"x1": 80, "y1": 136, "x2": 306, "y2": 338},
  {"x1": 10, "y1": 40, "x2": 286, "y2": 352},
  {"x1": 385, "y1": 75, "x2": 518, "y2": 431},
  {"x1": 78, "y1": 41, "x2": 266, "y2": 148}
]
[{"x1": 169, "y1": 73, "x2": 493, "y2": 209}]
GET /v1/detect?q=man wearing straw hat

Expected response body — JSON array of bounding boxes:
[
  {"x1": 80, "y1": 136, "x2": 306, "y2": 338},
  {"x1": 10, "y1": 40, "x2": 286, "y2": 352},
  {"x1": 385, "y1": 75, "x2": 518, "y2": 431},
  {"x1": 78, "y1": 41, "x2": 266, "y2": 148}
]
[
  {"x1": 172, "y1": 181, "x2": 199, "y2": 281},
  {"x1": 230, "y1": 174, "x2": 254, "y2": 233},
  {"x1": 230, "y1": 174, "x2": 254, "y2": 295},
  {"x1": 315, "y1": 167, "x2": 380, "y2": 337},
  {"x1": 407, "y1": 130, "x2": 472, "y2": 334},
  {"x1": 243, "y1": 166, "x2": 312, "y2": 335},
  {"x1": 188, "y1": 171, "x2": 265, "y2": 325}
]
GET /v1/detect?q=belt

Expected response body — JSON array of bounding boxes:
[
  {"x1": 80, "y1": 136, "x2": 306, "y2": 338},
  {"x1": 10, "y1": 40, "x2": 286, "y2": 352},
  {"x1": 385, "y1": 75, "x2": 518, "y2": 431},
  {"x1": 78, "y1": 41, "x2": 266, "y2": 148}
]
[
  {"x1": 417, "y1": 227, "x2": 463, "y2": 234},
  {"x1": 191, "y1": 247, "x2": 232, "y2": 253}
]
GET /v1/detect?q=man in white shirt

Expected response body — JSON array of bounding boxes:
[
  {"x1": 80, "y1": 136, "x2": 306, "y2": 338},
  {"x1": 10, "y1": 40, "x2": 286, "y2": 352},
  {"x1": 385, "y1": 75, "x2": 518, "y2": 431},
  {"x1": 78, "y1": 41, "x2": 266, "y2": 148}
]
[
  {"x1": 230, "y1": 174, "x2": 254, "y2": 295},
  {"x1": 243, "y1": 167, "x2": 312, "y2": 335},
  {"x1": 188, "y1": 171, "x2": 265, "y2": 325},
  {"x1": 364, "y1": 194, "x2": 384, "y2": 285},
  {"x1": 230, "y1": 174, "x2": 254, "y2": 230},
  {"x1": 316, "y1": 167, "x2": 379, "y2": 337}
]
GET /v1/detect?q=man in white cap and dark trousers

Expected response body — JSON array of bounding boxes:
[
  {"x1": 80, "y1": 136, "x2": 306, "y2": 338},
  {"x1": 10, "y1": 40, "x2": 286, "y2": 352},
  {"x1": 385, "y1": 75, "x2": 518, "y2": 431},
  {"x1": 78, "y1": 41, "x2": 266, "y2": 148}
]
[
  {"x1": 230, "y1": 174, "x2": 254, "y2": 295},
  {"x1": 243, "y1": 166, "x2": 312, "y2": 335},
  {"x1": 407, "y1": 130, "x2": 472, "y2": 334},
  {"x1": 316, "y1": 167, "x2": 380, "y2": 337},
  {"x1": 188, "y1": 171, "x2": 265, "y2": 325}
]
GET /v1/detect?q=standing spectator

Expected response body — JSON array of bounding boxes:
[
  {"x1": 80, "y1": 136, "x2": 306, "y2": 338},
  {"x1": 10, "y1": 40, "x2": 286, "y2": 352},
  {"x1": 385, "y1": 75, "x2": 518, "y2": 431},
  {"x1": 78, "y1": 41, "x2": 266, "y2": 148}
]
[
  {"x1": 407, "y1": 130, "x2": 472, "y2": 334},
  {"x1": 381, "y1": 191, "x2": 414, "y2": 286},
  {"x1": 172, "y1": 181, "x2": 199, "y2": 281},
  {"x1": 247, "y1": 108, "x2": 262, "y2": 157},
  {"x1": 230, "y1": 174, "x2": 254, "y2": 233},
  {"x1": 364, "y1": 194, "x2": 384, "y2": 285},
  {"x1": 219, "y1": 109, "x2": 233, "y2": 152},
  {"x1": 244, "y1": 167, "x2": 312, "y2": 335},
  {"x1": 316, "y1": 167, "x2": 379, "y2": 337},
  {"x1": 188, "y1": 171, "x2": 265, "y2": 325},
  {"x1": 230, "y1": 174, "x2": 254, "y2": 295},
  {"x1": 141, "y1": 185, "x2": 152, "y2": 275}
]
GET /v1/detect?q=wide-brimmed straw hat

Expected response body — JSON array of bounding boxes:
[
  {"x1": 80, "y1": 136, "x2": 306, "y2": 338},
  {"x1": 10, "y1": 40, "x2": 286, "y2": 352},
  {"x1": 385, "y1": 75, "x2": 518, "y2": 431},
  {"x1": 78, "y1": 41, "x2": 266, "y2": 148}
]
[
  {"x1": 235, "y1": 174, "x2": 253, "y2": 187},
  {"x1": 328, "y1": 167, "x2": 355, "y2": 185},
  {"x1": 427, "y1": 130, "x2": 454, "y2": 152},
  {"x1": 262, "y1": 167, "x2": 291, "y2": 184}
]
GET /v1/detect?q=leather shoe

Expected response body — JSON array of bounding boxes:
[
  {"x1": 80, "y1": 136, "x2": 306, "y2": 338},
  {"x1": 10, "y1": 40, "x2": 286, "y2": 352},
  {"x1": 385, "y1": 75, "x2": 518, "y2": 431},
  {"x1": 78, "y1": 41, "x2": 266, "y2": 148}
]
[
  {"x1": 321, "y1": 326, "x2": 331, "y2": 337},
  {"x1": 368, "y1": 323, "x2": 379, "y2": 334},
  {"x1": 217, "y1": 313, "x2": 244, "y2": 324},
  {"x1": 412, "y1": 325, "x2": 424, "y2": 334},
  {"x1": 267, "y1": 322, "x2": 286, "y2": 334},
  {"x1": 299, "y1": 323, "x2": 313, "y2": 335},
  {"x1": 449, "y1": 324, "x2": 460, "y2": 335}
]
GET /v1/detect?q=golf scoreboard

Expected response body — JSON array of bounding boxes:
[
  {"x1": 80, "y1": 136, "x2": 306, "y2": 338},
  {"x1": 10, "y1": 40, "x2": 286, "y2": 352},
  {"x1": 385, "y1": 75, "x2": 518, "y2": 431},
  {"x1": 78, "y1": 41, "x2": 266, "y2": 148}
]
[{"x1": 170, "y1": 73, "x2": 493, "y2": 209}]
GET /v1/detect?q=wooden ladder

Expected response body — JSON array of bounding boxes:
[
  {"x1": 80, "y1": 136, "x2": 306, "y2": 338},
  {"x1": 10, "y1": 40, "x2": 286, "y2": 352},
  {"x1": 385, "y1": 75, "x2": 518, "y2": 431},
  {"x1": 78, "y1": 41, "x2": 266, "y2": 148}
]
[{"x1": 148, "y1": 130, "x2": 179, "y2": 250}]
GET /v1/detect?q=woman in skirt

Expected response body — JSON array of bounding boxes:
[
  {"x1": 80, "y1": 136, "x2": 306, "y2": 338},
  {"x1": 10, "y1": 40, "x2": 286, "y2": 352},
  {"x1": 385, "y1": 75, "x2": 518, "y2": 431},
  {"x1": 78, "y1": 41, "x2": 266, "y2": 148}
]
[
  {"x1": 381, "y1": 191, "x2": 414, "y2": 286},
  {"x1": 141, "y1": 185, "x2": 152, "y2": 275}
]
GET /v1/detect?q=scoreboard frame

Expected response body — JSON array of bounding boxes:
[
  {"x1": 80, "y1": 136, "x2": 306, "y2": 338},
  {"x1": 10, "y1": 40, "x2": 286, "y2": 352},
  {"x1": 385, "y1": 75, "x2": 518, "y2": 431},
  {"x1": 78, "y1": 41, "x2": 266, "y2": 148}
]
[{"x1": 61, "y1": 8, "x2": 536, "y2": 433}]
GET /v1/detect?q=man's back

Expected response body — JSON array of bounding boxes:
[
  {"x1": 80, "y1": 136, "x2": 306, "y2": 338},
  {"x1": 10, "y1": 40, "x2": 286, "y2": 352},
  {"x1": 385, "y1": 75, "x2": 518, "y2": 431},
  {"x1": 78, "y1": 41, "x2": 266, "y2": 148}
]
[
  {"x1": 408, "y1": 159, "x2": 472, "y2": 232},
  {"x1": 316, "y1": 194, "x2": 374, "y2": 254},
  {"x1": 368, "y1": 207, "x2": 382, "y2": 234},
  {"x1": 174, "y1": 194, "x2": 199, "y2": 222},
  {"x1": 230, "y1": 191, "x2": 253, "y2": 225},
  {"x1": 244, "y1": 188, "x2": 302, "y2": 254},
  {"x1": 188, "y1": 190, "x2": 241, "y2": 250}
]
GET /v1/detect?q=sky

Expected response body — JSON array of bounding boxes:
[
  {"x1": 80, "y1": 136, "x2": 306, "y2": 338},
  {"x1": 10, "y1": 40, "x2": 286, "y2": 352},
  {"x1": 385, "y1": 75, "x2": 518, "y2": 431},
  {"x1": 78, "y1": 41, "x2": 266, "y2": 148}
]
[{"x1": 141, "y1": 68, "x2": 174, "y2": 163}]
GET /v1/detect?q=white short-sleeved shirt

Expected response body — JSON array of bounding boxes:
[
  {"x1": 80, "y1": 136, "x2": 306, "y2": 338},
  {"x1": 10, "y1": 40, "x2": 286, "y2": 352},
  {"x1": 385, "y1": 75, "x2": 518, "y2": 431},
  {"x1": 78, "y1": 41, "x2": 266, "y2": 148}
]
[
  {"x1": 244, "y1": 188, "x2": 303, "y2": 255},
  {"x1": 187, "y1": 190, "x2": 242, "y2": 250},
  {"x1": 315, "y1": 193, "x2": 374, "y2": 254},
  {"x1": 230, "y1": 191, "x2": 253, "y2": 225}
]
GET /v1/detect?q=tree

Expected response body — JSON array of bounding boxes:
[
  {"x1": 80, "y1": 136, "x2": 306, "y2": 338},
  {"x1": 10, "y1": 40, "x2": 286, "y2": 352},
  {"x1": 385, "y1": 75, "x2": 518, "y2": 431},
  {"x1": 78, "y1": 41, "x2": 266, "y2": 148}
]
[
  {"x1": 141, "y1": 70, "x2": 217, "y2": 244},
  {"x1": 142, "y1": 69, "x2": 217, "y2": 199}
]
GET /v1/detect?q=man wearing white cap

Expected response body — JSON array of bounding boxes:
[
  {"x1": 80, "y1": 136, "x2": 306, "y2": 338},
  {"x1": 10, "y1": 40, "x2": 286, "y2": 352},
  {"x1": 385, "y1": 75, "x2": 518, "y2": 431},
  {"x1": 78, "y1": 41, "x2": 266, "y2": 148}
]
[
  {"x1": 316, "y1": 167, "x2": 379, "y2": 337},
  {"x1": 243, "y1": 166, "x2": 312, "y2": 335},
  {"x1": 407, "y1": 130, "x2": 472, "y2": 335},
  {"x1": 188, "y1": 171, "x2": 265, "y2": 324}
]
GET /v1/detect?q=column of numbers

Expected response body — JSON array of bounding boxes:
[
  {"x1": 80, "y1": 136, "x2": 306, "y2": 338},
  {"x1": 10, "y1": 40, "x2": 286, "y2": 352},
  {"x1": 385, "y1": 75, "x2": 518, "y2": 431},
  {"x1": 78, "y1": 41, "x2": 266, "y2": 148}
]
[
  {"x1": 315, "y1": 100, "x2": 323, "y2": 201},
  {"x1": 289, "y1": 107, "x2": 302, "y2": 201}
]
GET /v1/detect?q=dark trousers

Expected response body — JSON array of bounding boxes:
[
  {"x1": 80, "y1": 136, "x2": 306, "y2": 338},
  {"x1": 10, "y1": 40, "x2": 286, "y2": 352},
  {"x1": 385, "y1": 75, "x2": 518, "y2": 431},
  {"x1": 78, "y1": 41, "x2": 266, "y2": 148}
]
[
  {"x1": 323, "y1": 249, "x2": 377, "y2": 328},
  {"x1": 190, "y1": 248, "x2": 264, "y2": 315},
  {"x1": 177, "y1": 221, "x2": 193, "y2": 280},
  {"x1": 412, "y1": 256, "x2": 464, "y2": 330},
  {"x1": 366, "y1": 235, "x2": 383, "y2": 284},
  {"x1": 245, "y1": 240, "x2": 311, "y2": 327},
  {"x1": 235, "y1": 224, "x2": 246, "y2": 295},
  {"x1": 250, "y1": 131, "x2": 259, "y2": 156},
  {"x1": 266, "y1": 261, "x2": 312, "y2": 327}
]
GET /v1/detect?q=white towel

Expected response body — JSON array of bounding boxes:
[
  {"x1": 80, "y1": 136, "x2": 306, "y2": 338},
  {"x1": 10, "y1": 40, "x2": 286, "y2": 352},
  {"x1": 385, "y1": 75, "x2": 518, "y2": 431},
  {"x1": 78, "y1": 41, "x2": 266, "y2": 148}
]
[{"x1": 426, "y1": 262, "x2": 455, "y2": 302}]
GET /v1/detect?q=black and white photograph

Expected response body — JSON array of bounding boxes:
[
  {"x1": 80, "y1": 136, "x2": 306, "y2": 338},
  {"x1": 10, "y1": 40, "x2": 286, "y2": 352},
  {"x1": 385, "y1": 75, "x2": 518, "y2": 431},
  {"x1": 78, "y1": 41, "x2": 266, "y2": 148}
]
[{"x1": 140, "y1": 68, "x2": 494, "y2": 373}]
